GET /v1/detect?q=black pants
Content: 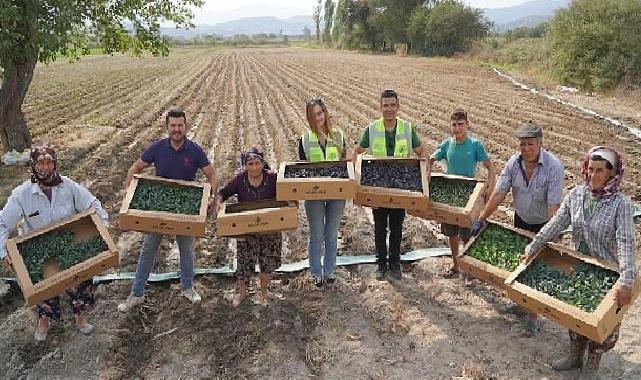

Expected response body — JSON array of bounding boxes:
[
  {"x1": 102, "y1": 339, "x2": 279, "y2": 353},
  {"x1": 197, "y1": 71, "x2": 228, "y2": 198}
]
[
  {"x1": 514, "y1": 213, "x2": 546, "y2": 233},
  {"x1": 373, "y1": 207, "x2": 405, "y2": 264}
]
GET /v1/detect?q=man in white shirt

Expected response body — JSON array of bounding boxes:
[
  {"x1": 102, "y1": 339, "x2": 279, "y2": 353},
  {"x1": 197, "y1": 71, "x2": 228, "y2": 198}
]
[{"x1": 0, "y1": 145, "x2": 109, "y2": 341}]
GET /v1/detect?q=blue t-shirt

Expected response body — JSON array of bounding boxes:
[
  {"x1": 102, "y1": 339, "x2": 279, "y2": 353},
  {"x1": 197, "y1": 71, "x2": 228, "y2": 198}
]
[
  {"x1": 141, "y1": 138, "x2": 210, "y2": 181},
  {"x1": 432, "y1": 136, "x2": 488, "y2": 178}
]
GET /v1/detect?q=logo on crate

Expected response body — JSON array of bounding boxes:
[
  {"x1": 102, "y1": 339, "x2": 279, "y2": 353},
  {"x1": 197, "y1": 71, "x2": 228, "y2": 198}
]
[
  {"x1": 247, "y1": 216, "x2": 268, "y2": 228},
  {"x1": 305, "y1": 185, "x2": 327, "y2": 195},
  {"x1": 152, "y1": 222, "x2": 175, "y2": 232}
]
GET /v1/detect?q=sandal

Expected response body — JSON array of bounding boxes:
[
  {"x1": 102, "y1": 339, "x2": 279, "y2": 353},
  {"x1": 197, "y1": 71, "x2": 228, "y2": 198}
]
[
  {"x1": 232, "y1": 292, "x2": 247, "y2": 308},
  {"x1": 441, "y1": 266, "x2": 459, "y2": 279}
]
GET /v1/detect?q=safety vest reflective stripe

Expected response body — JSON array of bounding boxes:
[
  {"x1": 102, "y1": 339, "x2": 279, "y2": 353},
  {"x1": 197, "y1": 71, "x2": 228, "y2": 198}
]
[
  {"x1": 302, "y1": 130, "x2": 344, "y2": 162},
  {"x1": 368, "y1": 117, "x2": 412, "y2": 158}
]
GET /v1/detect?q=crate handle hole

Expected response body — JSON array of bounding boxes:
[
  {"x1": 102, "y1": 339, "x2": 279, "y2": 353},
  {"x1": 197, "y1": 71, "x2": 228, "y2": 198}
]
[
  {"x1": 292, "y1": 189, "x2": 297, "y2": 193},
  {"x1": 616, "y1": 307, "x2": 622, "y2": 314},
  {"x1": 232, "y1": 223, "x2": 237, "y2": 227},
  {"x1": 186, "y1": 226, "x2": 191, "y2": 230},
  {"x1": 135, "y1": 221, "x2": 140, "y2": 225},
  {"x1": 280, "y1": 217, "x2": 284, "y2": 221}
]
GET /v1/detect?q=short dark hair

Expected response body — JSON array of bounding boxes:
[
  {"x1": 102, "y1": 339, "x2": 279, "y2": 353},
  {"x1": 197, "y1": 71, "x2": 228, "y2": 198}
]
[
  {"x1": 590, "y1": 154, "x2": 614, "y2": 170},
  {"x1": 165, "y1": 108, "x2": 187, "y2": 125},
  {"x1": 380, "y1": 89, "x2": 399, "y2": 104},
  {"x1": 450, "y1": 109, "x2": 468, "y2": 121}
]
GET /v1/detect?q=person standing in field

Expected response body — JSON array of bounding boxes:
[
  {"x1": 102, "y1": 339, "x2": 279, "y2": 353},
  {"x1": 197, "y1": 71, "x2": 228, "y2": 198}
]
[
  {"x1": 472, "y1": 121, "x2": 564, "y2": 336},
  {"x1": 118, "y1": 108, "x2": 217, "y2": 312},
  {"x1": 213, "y1": 146, "x2": 282, "y2": 306},
  {"x1": 430, "y1": 109, "x2": 495, "y2": 278},
  {"x1": 353, "y1": 89, "x2": 428, "y2": 280},
  {"x1": 299, "y1": 97, "x2": 347, "y2": 289},
  {"x1": 0, "y1": 145, "x2": 109, "y2": 341},
  {"x1": 522, "y1": 146, "x2": 636, "y2": 379}
]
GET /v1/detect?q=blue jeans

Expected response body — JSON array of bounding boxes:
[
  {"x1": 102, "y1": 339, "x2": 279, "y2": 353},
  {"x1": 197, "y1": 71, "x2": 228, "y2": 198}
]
[
  {"x1": 132, "y1": 233, "x2": 195, "y2": 296},
  {"x1": 304, "y1": 199, "x2": 346, "y2": 278}
]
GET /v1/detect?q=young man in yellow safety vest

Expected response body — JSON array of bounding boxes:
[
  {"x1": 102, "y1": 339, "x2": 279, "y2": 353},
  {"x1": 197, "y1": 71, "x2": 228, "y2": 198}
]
[{"x1": 353, "y1": 89, "x2": 428, "y2": 280}]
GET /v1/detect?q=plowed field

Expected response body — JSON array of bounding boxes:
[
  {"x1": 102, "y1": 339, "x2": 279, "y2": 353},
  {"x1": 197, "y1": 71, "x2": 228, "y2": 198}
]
[{"x1": 1, "y1": 48, "x2": 640, "y2": 379}]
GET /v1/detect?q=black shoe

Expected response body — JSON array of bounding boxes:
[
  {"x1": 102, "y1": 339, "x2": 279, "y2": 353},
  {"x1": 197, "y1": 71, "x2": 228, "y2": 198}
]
[
  {"x1": 324, "y1": 276, "x2": 335, "y2": 285},
  {"x1": 376, "y1": 263, "x2": 387, "y2": 280},
  {"x1": 314, "y1": 276, "x2": 323, "y2": 290},
  {"x1": 389, "y1": 262, "x2": 402, "y2": 280}
]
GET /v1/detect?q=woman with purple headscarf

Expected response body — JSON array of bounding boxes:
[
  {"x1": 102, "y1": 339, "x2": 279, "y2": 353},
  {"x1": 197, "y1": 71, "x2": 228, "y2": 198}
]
[
  {"x1": 0, "y1": 145, "x2": 109, "y2": 342},
  {"x1": 213, "y1": 146, "x2": 282, "y2": 307},
  {"x1": 523, "y1": 146, "x2": 637, "y2": 379}
]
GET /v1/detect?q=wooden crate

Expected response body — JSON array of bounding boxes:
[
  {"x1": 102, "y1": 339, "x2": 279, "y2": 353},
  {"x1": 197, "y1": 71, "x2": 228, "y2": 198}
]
[
  {"x1": 457, "y1": 221, "x2": 534, "y2": 290},
  {"x1": 216, "y1": 200, "x2": 298, "y2": 237},
  {"x1": 505, "y1": 243, "x2": 641, "y2": 343},
  {"x1": 6, "y1": 210, "x2": 118, "y2": 306},
  {"x1": 354, "y1": 156, "x2": 429, "y2": 210},
  {"x1": 276, "y1": 160, "x2": 356, "y2": 201},
  {"x1": 119, "y1": 174, "x2": 211, "y2": 237},
  {"x1": 407, "y1": 173, "x2": 485, "y2": 228}
]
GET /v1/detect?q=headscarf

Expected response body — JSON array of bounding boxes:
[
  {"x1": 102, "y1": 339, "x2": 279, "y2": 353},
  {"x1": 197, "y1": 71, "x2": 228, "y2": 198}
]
[
  {"x1": 30, "y1": 144, "x2": 63, "y2": 187},
  {"x1": 239, "y1": 145, "x2": 271, "y2": 172},
  {"x1": 582, "y1": 146, "x2": 623, "y2": 198}
]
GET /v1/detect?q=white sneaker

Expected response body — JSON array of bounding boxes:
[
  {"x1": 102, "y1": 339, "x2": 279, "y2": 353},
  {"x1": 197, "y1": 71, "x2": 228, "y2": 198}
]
[
  {"x1": 33, "y1": 329, "x2": 47, "y2": 342},
  {"x1": 78, "y1": 323, "x2": 94, "y2": 335},
  {"x1": 181, "y1": 288, "x2": 201, "y2": 304},
  {"x1": 117, "y1": 294, "x2": 144, "y2": 312}
]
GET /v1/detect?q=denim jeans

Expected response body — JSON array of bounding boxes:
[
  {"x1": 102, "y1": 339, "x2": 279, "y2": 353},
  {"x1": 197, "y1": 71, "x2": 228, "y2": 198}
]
[
  {"x1": 304, "y1": 199, "x2": 346, "y2": 278},
  {"x1": 372, "y1": 207, "x2": 405, "y2": 264},
  {"x1": 132, "y1": 233, "x2": 195, "y2": 296}
]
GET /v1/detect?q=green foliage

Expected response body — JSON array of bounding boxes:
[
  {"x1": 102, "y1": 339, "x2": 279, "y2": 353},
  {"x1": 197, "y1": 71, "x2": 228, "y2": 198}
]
[
  {"x1": 18, "y1": 230, "x2": 108, "y2": 284},
  {"x1": 0, "y1": 0, "x2": 203, "y2": 67},
  {"x1": 467, "y1": 224, "x2": 530, "y2": 271},
  {"x1": 429, "y1": 177, "x2": 476, "y2": 207},
  {"x1": 549, "y1": 0, "x2": 641, "y2": 91},
  {"x1": 323, "y1": 0, "x2": 335, "y2": 45},
  {"x1": 130, "y1": 179, "x2": 202, "y2": 215},
  {"x1": 503, "y1": 22, "x2": 549, "y2": 41},
  {"x1": 518, "y1": 260, "x2": 619, "y2": 313},
  {"x1": 313, "y1": 0, "x2": 322, "y2": 43}
]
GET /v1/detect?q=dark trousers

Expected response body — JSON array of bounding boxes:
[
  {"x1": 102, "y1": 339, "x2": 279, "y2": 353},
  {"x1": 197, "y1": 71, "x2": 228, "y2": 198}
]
[
  {"x1": 514, "y1": 213, "x2": 546, "y2": 233},
  {"x1": 373, "y1": 207, "x2": 405, "y2": 264}
]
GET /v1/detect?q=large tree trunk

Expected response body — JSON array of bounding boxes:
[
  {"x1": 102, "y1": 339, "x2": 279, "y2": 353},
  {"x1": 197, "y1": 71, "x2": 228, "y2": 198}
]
[{"x1": 0, "y1": 57, "x2": 36, "y2": 153}]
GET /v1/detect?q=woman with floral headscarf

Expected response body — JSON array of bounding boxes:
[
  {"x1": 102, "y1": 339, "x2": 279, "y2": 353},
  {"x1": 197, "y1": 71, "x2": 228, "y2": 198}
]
[
  {"x1": 0, "y1": 144, "x2": 109, "y2": 342},
  {"x1": 523, "y1": 146, "x2": 637, "y2": 379},
  {"x1": 214, "y1": 146, "x2": 282, "y2": 307}
]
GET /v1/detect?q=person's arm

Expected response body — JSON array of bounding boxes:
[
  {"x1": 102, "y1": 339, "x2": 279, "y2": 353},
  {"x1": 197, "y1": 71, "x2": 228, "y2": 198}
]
[
  {"x1": 298, "y1": 137, "x2": 307, "y2": 161},
  {"x1": 479, "y1": 192, "x2": 508, "y2": 221},
  {"x1": 547, "y1": 161, "x2": 564, "y2": 219},
  {"x1": 201, "y1": 165, "x2": 218, "y2": 196},
  {"x1": 411, "y1": 128, "x2": 427, "y2": 159},
  {"x1": 70, "y1": 180, "x2": 109, "y2": 226},
  {"x1": 524, "y1": 189, "x2": 574, "y2": 258},
  {"x1": 482, "y1": 160, "x2": 496, "y2": 201},
  {"x1": 352, "y1": 128, "x2": 369, "y2": 162},
  {"x1": 125, "y1": 159, "x2": 150, "y2": 189},
  {"x1": 430, "y1": 140, "x2": 447, "y2": 166},
  {"x1": 480, "y1": 159, "x2": 513, "y2": 221},
  {"x1": 615, "y1": 199, "x2": 637, "y2": 292},
  {"x1": 0, "y1": 190, "x2": 26, "y2": 263}
]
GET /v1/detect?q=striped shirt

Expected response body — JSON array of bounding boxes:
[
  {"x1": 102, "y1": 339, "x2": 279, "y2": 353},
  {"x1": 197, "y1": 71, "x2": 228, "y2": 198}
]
[
  {"x1": 0, "y1": 177, "x2": 109, "y2": 259},
  {"x1": 495, "y1": 149, "x2": 564, "y2": 225},
  {"x1": 525, "y1": 185, "x2": 637, "y2": 288}
]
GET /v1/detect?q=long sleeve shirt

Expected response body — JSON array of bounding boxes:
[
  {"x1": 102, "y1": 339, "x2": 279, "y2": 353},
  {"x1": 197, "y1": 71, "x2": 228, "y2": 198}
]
[
  {"x1": 0, "y1": 177, "x2": 109, "y2": 259},
  {"x1": 218, "y1": 170, "x2": 277, "y2": 203},
  {"x1": 525, "y1": 185, "x2": 637, "y2": 288}
]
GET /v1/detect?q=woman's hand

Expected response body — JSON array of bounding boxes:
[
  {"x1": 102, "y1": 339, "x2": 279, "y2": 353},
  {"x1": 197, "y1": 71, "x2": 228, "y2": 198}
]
[{"x1": 615, "y1": 285, "x2": 632, "y2": 307}]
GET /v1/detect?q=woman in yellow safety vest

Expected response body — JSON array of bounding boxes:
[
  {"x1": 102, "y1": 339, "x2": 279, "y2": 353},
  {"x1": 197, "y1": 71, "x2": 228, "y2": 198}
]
[{"x1": 298, "y1": 97, "x2": 347, "y2": 289}]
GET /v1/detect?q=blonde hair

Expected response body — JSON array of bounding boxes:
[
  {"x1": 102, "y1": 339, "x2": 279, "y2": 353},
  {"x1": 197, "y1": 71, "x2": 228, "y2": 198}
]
[{"x1": 306, "y1": 97, "x2": 342, "y2": 156}]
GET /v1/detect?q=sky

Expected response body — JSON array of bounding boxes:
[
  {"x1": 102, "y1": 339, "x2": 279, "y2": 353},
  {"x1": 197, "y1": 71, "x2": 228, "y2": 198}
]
[{"x1": 194, "y1": 0, "x2": 533, "y2": 24}]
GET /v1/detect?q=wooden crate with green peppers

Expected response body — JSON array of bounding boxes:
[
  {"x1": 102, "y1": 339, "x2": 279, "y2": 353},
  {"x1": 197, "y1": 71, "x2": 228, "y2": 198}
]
[
  {"x1": 407, "y1": 173, "x2": 485, "y2": 227},
  {"x1": 6, "y1": 210, "x2": 118, "y2": 306},
  {"x1": 457, "y1": 221, "x2": 534, "y2": 289},
  {"x1": 216, "y1": 200, "x2": 298, "y2": 237},
  {"x1": 505, "y1": 243, "x2": 641, "y2": 343},
  {"x1": 119, "y1": 174, "x2": 211, "y2": 237}
]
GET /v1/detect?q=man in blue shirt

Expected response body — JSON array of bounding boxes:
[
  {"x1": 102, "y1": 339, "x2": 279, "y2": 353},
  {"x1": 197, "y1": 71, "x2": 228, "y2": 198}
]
[
  {"x1": 431, "y1": 109, "x2": 495, "y2": 278},
  {"x1": 118, "y1": 108, "x2": 217, "y2": 312}
]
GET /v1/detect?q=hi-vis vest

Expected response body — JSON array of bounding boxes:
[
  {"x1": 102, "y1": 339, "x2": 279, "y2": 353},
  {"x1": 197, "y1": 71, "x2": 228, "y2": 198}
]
[
  {"x1": 368, "y1": 117, "x2": 412, "y2": 158},
  {"x1": 302, "y1": 130, "x2": 344, "y2": 162}
]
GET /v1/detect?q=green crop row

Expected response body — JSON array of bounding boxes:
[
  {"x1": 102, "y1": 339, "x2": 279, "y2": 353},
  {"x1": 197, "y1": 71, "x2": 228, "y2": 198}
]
[
  {"x1": 430, "y1": 177, "x2": 476, "y2": 207},
  {"x1": 130, "y1": 179, "x2": 202, "y2": 215},
  {"x1": 518, "y1": 260, "x2": 619, "y2": 313},
  {"x1": 466, "y1": 224, "x2": 530, "y2": 271},
  {"x1": 18, "y1": 230, "x2": 108, "y2": 283}
]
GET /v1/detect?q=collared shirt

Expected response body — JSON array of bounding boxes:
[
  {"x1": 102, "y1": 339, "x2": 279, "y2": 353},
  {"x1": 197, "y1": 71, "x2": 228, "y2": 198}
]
[
  {"x1": 141, "y1": 138, "x2": 210, "y2": 181},
  {"x1": 495, "y1": 149, "x2": 564, "y2": 224},
  {"x1": 0, "y1": 177, "x2": 109, "y2": 259},
  {"x1": 432, "y1": 136, "x2": 489, "y2": 178},
  {"x1": 525, "y1": 185, "x2": 637, "y2": 288}
]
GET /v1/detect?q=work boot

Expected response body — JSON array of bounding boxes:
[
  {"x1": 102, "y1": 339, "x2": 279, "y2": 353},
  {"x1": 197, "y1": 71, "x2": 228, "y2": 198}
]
[
  {"x1": 579, "y1": 350, "x2": 602, "y2": 380},
  {"x1": 552, "y1": 338, "x2": 586, "y2": 371},
  {"x1": 376, "y1": 262, "x2": 387, "y2": 280},
  {"x1": 388, "y1": 261, "x2": 402, "y2": 280}
]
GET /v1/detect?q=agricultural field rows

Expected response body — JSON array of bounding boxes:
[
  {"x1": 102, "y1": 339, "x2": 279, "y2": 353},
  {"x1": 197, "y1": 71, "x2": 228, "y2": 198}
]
[{"x1": 0, "y1": 48, "x2": 640, "y2": 379}]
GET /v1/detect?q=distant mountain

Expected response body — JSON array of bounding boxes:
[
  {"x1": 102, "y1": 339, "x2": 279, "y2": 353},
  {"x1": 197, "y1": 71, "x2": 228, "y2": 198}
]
[
  {"x1": 160, "y1": 15, "x2": 314, "y2": 38},
  {"x1": 483, "y1": 0, "x2": 571, "y2": 31}
]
